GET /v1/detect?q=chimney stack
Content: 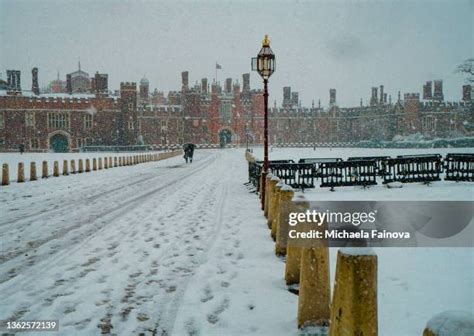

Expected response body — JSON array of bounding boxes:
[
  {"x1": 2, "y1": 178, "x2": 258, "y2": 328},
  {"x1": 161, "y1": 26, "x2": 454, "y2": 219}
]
[
  {"x1": 329, "y1": 88, "x2": 336, "y2": 105},
  {"x1": 225, "y1": 78, "x2": 232, "y2": 94},
  {"x1": 379, "y1": 85, "x2": 384, "y2": 105},
  {"x1": 7, "y1": 70, "x2": 21, "y2": 91},
  {"x1": 242, "y1": 73, "x2": 250, "y2": 92},
  {"x1": 283, "y1": 87, "x2": 291, "y2": 107},
  {"x1": 201, "y1": 78, "x2": 208, "y2": 94},
  {"x1": 31, "y1": 68, "x2": 39, "y2": 95},
  {"x1": 66, "y1": 74, "x2": 72, "y2": 94},
  {"x1": 370, "y1": 87, "x2": 378, "y2": 106},
  {"x1": 181, "y1": 71, "x2": 189, "y2": 90}
]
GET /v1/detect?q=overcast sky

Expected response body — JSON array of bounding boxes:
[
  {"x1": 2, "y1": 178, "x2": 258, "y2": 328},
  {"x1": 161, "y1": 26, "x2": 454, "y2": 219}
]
[{"x1": 0, "y1": 0, "x2": 472, "y2": 107}]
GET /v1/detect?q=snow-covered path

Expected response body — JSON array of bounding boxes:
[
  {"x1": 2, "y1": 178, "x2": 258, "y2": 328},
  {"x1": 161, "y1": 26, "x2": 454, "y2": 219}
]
[
  {"x1": 1, "y1": 148, "x2": 472, "y2": 336},
  {"x1": 0, "y1": 149, "x2": 295, "y2": 335}
]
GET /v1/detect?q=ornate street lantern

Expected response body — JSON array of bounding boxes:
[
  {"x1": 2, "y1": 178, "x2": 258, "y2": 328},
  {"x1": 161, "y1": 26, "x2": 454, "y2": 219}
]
[
  {"x1": 252, "y1": 35, "x2": 276, "y2": 80},
  {"x1": 251, "y1": 35, "x2": 276, "y2": 209}
]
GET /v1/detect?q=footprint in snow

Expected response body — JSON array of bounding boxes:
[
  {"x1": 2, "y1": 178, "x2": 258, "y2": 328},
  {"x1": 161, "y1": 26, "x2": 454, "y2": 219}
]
[{"x1": 200, "y1": 285, "x2": 214, "y2": 303}]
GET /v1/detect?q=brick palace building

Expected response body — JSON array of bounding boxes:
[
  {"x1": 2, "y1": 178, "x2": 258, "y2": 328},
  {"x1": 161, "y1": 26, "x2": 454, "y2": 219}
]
[{"x1": 0, "y1": 67, "x2": 472, "y2": 152}]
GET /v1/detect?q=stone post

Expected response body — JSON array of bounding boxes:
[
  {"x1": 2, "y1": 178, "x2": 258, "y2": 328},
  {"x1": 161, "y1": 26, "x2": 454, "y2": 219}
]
[
  {"x1": 329, "y1": 248, "x2": 378, "y2": 336},
  {"x1": 298, "y1": 244, "x2": 331, "y2": 329},
  {"x1": 42, "y1": 161, "x2": 48, "y2": 178},
  {"x1": 285, "y1": 193, "x2": 308, "y2": 286},
  {"x1": 62, "y1": 160, "x2": 69, "y2": 175},
  {"x1": 17, "y1": 163, "x2": 25, "y2": 183},
  {"x1": 30, "y1": 162, "x2": 37, "y2": 181},
  {"x1": 53, "y1": 161, "x2": 59, "y2": 177},
  {"x1": 78, "y1": 159, "x2": 84, "y2": 173},
  {"x1": 2, "y1": 164, "x2": 9, "y2": 185},
  {"x1": 275, "y1": 185, "x2": 294, "y2": 256},
  {"x1": 270, "y1": 179, "x2": 283, "y2": 240},
  {"x1": 264, "y1": 173, "x2": 274, "y2": 219}
]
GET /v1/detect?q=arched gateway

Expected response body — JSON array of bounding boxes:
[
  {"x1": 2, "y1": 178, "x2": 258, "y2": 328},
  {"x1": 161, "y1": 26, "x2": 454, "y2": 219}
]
[
  {"x1": 48, "y1": 131, "x2": 70, "y2": 152},
  {"x1": 218, "y1": 127, "x2": 233, "y2": 147}
]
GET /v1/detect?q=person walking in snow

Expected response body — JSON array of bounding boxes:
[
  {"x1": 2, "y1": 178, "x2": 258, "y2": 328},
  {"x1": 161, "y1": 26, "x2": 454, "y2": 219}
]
[{"x1": 183, "y1": 143, "x2": 196, "y2": 163}]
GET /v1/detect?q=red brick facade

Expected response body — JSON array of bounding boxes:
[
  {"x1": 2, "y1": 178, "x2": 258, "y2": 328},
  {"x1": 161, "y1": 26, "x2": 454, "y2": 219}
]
[{"x1": 0, "y1": 70, "x2": 472, "y2": 152}]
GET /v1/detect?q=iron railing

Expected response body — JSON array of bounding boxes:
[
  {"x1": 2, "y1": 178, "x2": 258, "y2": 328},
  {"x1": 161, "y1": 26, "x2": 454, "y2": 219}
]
[
  {"x1": 319, "y1": 160, "x2": 378, "y2": 190},
  {"x1": 382, "y1": 154, "x2": 442, "y2": 184},
  {"x1": 444, "y1": 153, "x2": 474, "y2": 182}
]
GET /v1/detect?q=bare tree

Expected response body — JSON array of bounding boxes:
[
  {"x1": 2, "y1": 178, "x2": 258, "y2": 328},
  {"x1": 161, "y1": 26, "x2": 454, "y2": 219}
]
[{"x1": 456, "y1": 58, "x2": 474, "y2": 83}]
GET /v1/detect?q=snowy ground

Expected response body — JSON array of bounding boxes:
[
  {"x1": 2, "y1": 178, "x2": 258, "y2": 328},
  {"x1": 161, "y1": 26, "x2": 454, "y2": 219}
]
[{"x1": 0, "y1": 148, "x2": 472, "y2": 335}]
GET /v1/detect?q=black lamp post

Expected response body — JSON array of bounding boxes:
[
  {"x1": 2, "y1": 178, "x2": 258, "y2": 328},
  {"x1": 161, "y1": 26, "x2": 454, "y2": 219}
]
[{"x1": 252, "y1": 34, "x2": 275, "y2": 209}]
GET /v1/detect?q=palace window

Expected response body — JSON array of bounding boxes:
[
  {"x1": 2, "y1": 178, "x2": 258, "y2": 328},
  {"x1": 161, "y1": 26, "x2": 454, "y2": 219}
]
[
  {"x1": 30, "y1": 138, "x2": 39, "y2": 149},
  {"x1": 219, "y1": 102, "x2": 232, "y2": 123},
  {"x1": 85, "y1": 137, "x2": 93, "y2": 146},
  {"x1": 48, "y1": 112, "x2": 69, "y2": 129},
  {"x1": 128, "y1": 121, "x2": 134, "y2": 130},
  {"x1": 0, "y1": 112, "x2": 4, "y2": 129},
  {"x1": 76, "y1": 138, "x2": 84, "y2": 148},
  {"x1": 25, "y1": 112, "x2": 35, "y2": 127},
  {"x1": 84, "y1": 114, "x2": 93, "y2": 129}
]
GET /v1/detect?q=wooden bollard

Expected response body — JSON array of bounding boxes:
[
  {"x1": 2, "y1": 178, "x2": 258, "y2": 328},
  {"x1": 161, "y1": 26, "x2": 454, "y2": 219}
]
[
  {"x1": 104, "y1": 157, "x2": 108, "y2": 169},
  {"x1": 329, "y1": 249, "x2": 378, "y2": 336},
  {"x1": 285, "y1": 194, "x2": 308, "y2": 286},
  {"x1": 53, "y1": 161, "x2": 59, "y2": 177},
  {"x1": 423, "y1": 311, "x2": 474, "y2": 336},
  {"x1": 78, "y1": 159, "x2": 84, "y2": 173},
  {"x1": 297, "y1": 245, "x2": 330, "y2": 329},
  {"x1": 93, "y1": 158, "x2": 97, "y2": 171},
  {"x1": 275, "y1": 185, "x2": 294, "y2": 256},
  {"x1": 17, "y1": 163, "x2": 25, "y2": 183},
  {"x1": 114, "y1": 157, "x2": 118, "y2": 167},
  {"x1": 270, "y1": 179, "x2": 283, "y2": 240},
  {"x1": 70, "y1": 160, "x2": 76, "y2": 174},
  {"x1": 42, "y1": 161, "x2": 48, "y2": 178},
  {"x1": 109, "y1": 157, "x2": 112, "y2": 168},
  {"x1": 119, "y1": 157, "x2": 122, "y2": 166},
  {"x1": 85, "y1": 159, "x2": 91, "y2": 172},
  {"x1": 2, "y1": 163, "x2": 9, "y2": 185},
  {"x1": 30, "y1": 162, "x2": 37, "y2": 181},
  {"x1": 263, "y1": 173, "x2": 273, "y2": 219},
  {"x1": 63, "y1": 160, "x2": 69, "y2": 175},
  {"x1": 98, "y1": 157, "x2": 103, "y2": 170}
]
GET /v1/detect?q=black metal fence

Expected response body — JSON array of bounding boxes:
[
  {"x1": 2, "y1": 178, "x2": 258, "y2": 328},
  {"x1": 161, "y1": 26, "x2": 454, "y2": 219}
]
[
  {"x1": 248, "y1": 152, "x2": 473, "y2": 191},
  {"x1": 319, "y1": 160, "x2": 377, "y2": 190},
  {"x1": 348, "y1": 156, "x2": 389, "y2": 177},
  {"x1": 269, "y1": 163, "x2": 316, "y2": 190},
  {"x1": 382, "y1": 154, "x2": 442, "y2": 184},
  {"x1": 444, "y1": 153, "x2": 474, "y2": 182}
]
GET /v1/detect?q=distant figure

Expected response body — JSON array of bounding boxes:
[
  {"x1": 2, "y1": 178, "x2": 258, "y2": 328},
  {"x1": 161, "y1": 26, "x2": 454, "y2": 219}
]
[
  {"x1": 19, "y1": 143, "x2": 25, "y2": 154},
  {"x1": 183, "y1": 143, "x2": 196, "y2": 163}
]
